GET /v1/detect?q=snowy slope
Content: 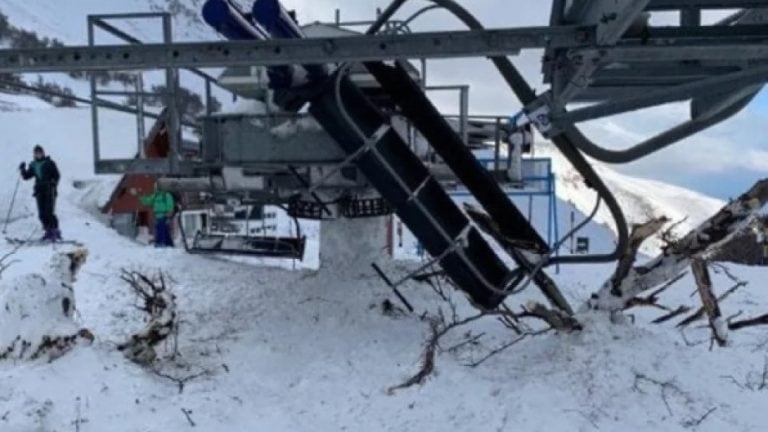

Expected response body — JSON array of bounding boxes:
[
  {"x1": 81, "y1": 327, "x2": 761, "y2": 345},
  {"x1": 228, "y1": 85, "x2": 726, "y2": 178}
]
[
  {"x1": 1, "y1": 139, "x2": 767, "y2": 431},
  {"x1": 537, "y1": 142, "x2": 726, "y2": 253},
  {"x1": 0, "y1": 0, "x2": 214, "y2": 44},
  {"x1": 0, "y1": 107, "x2": 141, "y2": 230},
  {"x1": 0, "y1": 99, "x2": 766, "y2": 432}
]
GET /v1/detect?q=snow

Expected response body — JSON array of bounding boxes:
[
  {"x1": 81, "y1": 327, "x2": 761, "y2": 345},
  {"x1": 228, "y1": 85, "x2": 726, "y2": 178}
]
[
  {"x1": 0, "y1": 107, "x2": 141, "y2": 227},
  {"x1": 537, "y1": 142, "x2": 726, "y2": 254},
  {"x1": 0, "y1": 94, "x2": 54, "y2": 112},
  {"x1": 0, "y1": 101, "x2": 766, "y2": 431},
  {"x1": 0, "y1": 250, "x2": 91, "y2": 362}
]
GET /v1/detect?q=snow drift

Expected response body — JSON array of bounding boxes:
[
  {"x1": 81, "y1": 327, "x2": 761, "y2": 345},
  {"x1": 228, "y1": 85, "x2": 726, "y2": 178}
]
[{"x1": 0, "y1": 249, "x2": 93, "y2": 362}]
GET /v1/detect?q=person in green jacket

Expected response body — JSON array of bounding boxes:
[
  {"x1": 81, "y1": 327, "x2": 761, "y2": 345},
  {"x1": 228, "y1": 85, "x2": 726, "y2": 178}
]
[{"x1": 131, "y1": 185, "x2": 176, "y2": 248}]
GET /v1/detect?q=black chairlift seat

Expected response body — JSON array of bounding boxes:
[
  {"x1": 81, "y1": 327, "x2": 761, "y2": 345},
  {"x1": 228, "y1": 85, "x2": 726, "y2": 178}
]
[
  {"x1": 177, "y1": 212, "x2": 306, "y2": 260},
  {"x1": 190, "y1": 232, "x2": 306, "y2": 260}
]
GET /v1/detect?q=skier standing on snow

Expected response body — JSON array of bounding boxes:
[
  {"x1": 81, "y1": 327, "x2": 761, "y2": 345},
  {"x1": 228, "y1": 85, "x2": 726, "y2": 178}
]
[
  {"x1": 131, "y1": 185, "x2": 176, "y2": 248},
  {"x1": 19, "y1": 145, "x2": 61, "y2": 241}
]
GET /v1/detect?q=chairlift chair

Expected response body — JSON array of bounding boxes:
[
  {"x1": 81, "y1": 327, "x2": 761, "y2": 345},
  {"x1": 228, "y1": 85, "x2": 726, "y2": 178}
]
[{"x1": 179, "y1": 204, "x2": 306, "y2": 260}]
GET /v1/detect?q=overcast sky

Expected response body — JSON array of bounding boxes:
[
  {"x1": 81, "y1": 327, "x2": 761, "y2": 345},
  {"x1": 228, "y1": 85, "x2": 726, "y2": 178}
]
[{"x1": 277, "y1": 0, "x2": 767, "y2": 199}]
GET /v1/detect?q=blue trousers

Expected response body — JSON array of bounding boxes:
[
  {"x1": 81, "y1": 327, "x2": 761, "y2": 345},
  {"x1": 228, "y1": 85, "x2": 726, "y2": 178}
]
[{"x1": 154, "y1": 217, "x2": 174, "y2": 248}]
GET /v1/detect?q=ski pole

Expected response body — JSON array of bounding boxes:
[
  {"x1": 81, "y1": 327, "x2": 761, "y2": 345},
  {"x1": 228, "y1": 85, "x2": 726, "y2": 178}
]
[{"x1": 2, "y1": 176, "x2": 21, "y2": 234}]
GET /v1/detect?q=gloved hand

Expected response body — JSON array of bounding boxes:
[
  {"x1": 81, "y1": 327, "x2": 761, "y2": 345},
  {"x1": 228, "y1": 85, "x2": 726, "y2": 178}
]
[{"x1": 18, "y1": 162, "x2": 25, "y2": 171}]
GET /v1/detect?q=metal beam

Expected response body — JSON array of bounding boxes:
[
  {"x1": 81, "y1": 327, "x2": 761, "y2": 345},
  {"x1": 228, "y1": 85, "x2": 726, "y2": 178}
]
[
  {"x1": 0, "y1": 26, "x2": 594, "y2": 74},
  {"x1": 88, "y1": 12, "x2": 169, "y2": 20},
  {"x1": 680, "y1": 7, "x2": 702, "y2": 27},
  {"x1": 689, "y1": 6, "x2": 768, "y2": 119},
  {"x1": 565, "y1": 0, "x2": 650, "y2": 44},
  {"x1": 95, "y1": 158, "x2": 173, "y2": 175},
  {"x1": 564, "y1": 85, "x2": 676, "y2": 102},
  {"x1": 556, "y1": 0, "x2": 650, "y2": 105},
  {"x1": 592, "y1": 64, "x2": 740, "y2": 84},
  {"x1": 627, "y1": 23, "x2": 768, "y2": 42},
  {"x1": 91, "y1": 17, "x2": 223, "y2": 87},
  {"x1": 596, "y1": 44, "x2": 768, "y2": 62},
  {"x1": 555, "y1": 64, "x2": 768, "y2": 123},
  {"x1": 647, "y1": 0, "x2": 768, "y2": 10}
]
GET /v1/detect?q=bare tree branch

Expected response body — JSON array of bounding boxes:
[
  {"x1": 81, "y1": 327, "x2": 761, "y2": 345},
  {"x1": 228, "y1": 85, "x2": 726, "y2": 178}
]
[
  {"x1": 729, "y1": 313, "x2": 768, "y2": 331},
  {"x1": 652, "y1": 306, "x2": 692, "y2": 324},
  {"x1": 682, "y1": 407, "x2": 717, "y2": 429},
  {"x1": 690, "y1": 259, "x2": 727, "y2": 347},
  {"x1": 151, "y1": 367, "x2": 211, "y2": 394},
  {"x1": 181, "y1": 408, "x2": 196, "y2": 427},
  {"x1": 678, "y1": 282, "x2": 746, "y2": 328},
  {"x1": 591, "y1": 179, "x2": 768, "y2": 311},
  {"x1": 466, "y1": 328, "x2": 552, "y2": 368},
  {"x1": 117, "y1": 269, "x2": 178, "y2": 365},
  {"x1": 626, "y1": 272, "x2": 688, "y2": 312}
]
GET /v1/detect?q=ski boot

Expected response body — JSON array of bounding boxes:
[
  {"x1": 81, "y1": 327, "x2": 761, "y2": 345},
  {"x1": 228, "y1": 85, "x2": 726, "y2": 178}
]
[{"x1": 40, "y1": 229, "x2": 54, "y2": 242}]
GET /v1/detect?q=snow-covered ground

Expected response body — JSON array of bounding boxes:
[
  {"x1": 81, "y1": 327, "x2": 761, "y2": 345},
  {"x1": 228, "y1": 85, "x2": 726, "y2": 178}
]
[{"x1": 0, "y1": 101, "x2": 766, "y2": 431}]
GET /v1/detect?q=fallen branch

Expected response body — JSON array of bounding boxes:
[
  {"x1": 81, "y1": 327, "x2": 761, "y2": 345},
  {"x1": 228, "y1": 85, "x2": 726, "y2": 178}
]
[
  {"x1": 117, "y1": 269, "x2": 178, "y2": 365},
  {"x1": 611, "y1": 217, "x2": 671, "y2": 295},
  {"x1": 632, "y1": 372, "x2": 692, "y2": 417},
  {"x1": 181, "y1": 408, "x2": 196, "y2": 427},
  {"x1": 682, "y1": 407, "x2": 717, "y2": 429},
  {"x1": 652, "y1": 306, "x2": 692, "y2": 324},
  {"x1": 718, "y1": 357, "x2": 768, "y2": 391},
  {"x1": 690, "y1": 259, "x2": 727, "y2": 347},
  {"x1": 711, "y1": 263, "x2": 747, "y2": 286},
  {"x1": 387, "y1": 319, "x2": 440, "y2": 395},
  {"x1": 626, "y1": 272, "x2": 687, "y2": 311},
  {"x1": 660, "y1": 217, "x2": 689, "y2": 252},
  {"x1": 0, "y1": 240, "x2": 24, "y2": 278},
  {"x1": 678, "y1": 281, "x2": 746, "y2": 328},
  {"x1": 519, "y1": 302, "x2": 582, "y2": 332},
  {"x1": 151, "y1": 367, "x2": 211, "y2": 394},
  {"x1": 729, "y1": 313, "x2": 768, "y2": 331},
  {"x1": 445, "y1": 332, "x2": 485, "y2": 354},
  {"x1": 591, "y1": 179, "x2": 768, "y2": 311},
  {"x1": 466, "y1": 328, "x2": 551, "y2": 368}
]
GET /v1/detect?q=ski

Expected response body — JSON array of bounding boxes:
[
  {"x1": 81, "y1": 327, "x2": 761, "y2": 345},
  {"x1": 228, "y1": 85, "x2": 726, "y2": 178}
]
[{"x1": 5, "y1": 237, "x2": 83, "y2": 247}]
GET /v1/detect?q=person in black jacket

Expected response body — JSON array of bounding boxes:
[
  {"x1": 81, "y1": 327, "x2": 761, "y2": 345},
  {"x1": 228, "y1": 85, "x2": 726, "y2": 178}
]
[{"x1": 19, "y1": 145, "x2": 61, "y2": 241}]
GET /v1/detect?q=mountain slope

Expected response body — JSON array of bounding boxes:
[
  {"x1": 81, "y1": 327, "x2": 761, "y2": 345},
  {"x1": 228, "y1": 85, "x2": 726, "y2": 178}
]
[
  {"x1": 0, "y1": 103, "x2": 767, "y2": 432},
  {"x1": 538, "y1": 142, "x2": 725, "y2": 253},
  {"x1": 0, "y1": 0, "x2": 214, "y2": 43}
]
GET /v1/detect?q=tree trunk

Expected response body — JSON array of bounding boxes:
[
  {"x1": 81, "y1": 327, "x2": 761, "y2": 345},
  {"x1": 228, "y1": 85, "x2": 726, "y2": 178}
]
[{"x1": 691, "y1": 258, "x2": 727, "y2": 346}]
